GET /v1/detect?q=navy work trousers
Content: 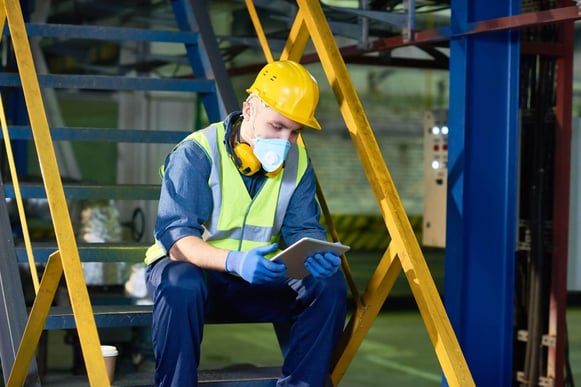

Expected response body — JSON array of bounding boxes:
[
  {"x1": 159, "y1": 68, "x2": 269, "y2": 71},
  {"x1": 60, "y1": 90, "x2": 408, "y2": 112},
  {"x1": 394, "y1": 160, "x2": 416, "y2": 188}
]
[{"x1": 145, "y1": 257, "x2": 347, "y2": 386}]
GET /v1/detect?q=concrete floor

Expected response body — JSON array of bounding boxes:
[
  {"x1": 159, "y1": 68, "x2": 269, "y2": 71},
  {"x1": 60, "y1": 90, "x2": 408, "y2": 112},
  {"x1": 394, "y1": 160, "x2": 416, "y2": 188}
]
[
  {"x1": 198, "y1": 308, "x2": 581, "y2": 386},
  {"x1": 33, "y1": 307, "x2": 581, "y2": 386}
]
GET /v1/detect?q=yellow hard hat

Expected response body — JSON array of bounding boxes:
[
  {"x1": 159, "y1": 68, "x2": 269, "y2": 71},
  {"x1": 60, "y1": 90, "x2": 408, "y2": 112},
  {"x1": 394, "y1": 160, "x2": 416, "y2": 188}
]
[{"x1": 246, "y1": 60, "x2": 321, "y2": 130}]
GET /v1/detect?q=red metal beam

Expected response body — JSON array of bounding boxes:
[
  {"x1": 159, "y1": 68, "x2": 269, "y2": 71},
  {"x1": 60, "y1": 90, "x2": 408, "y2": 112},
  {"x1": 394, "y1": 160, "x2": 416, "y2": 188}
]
[
  {"x1": 344, "y1": 55, "x2": 448, "y2": 70},
  {"x1": 326, "y1": 5, "x2": 581, "y2": 60},
  {"x1": 548, "y1": 2, "x2": 575, "y2": 386},
  {"x1": 228, "y1": 5, "x2": 580, "y2": 75},
  {"x1": 464, "y1": 5, "x2": 580, "y2": 37}
]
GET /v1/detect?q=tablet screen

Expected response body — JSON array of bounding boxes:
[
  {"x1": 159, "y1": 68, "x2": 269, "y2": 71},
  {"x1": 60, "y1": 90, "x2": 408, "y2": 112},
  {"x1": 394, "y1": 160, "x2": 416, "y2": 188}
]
[{"x1": 271, "y1": 237, "x2": 350, "y2": 279}]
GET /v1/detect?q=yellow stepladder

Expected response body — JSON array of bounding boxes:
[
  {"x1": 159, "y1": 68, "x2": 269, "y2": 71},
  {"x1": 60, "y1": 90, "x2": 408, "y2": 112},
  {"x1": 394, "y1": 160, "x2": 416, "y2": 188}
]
[
  {"x1": 0, "y1": 0, "x2": 110, "y2": 385},
  {"x1": 245, "y1": 1, "x2": 475, "y2": 386}
]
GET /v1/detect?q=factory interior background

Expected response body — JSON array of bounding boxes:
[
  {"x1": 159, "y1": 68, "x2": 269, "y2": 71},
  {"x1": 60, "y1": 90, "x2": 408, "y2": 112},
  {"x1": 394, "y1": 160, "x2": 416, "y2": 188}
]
[{"x1": 0, "y1": 1, "x2": 580, "y2": 386}]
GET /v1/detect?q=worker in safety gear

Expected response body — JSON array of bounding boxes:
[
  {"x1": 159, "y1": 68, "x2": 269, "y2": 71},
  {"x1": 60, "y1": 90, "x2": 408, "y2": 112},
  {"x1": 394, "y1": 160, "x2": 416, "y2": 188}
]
[{"x1": 144, "y1": 60, "x2": 347, "y2": 386}]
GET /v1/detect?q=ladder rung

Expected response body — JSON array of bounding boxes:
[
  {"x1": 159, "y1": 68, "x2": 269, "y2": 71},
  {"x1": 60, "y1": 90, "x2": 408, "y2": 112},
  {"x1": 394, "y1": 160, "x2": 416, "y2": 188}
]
[
  {"x1": 45, "y1": 305, "x2": 152, "y2": 329},
  {"x1": 3, "y1": 125, "x2": 187, "y2": 143},
  {"x1": 21, "y1": 23, "x2": 200, "y2": 44},
  {"x1": 16, "y1": 243, "x2": 147, "y2": 264},
  {"x1": 4, "y1": 183, "x2": 160, "y2": 200},
  {"x1": 0, "y1": 73, "x2": 215, "y2": 93}
]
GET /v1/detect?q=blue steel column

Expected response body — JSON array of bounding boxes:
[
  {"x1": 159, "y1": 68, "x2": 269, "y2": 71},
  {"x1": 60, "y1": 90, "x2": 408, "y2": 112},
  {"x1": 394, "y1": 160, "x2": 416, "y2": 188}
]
[{"x1": 445, "y1": 1, "x2": 520, "y2": 386}]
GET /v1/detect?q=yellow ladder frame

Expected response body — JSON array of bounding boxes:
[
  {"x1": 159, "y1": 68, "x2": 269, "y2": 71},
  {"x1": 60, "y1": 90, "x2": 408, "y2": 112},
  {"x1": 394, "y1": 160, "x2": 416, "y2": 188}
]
[
  {"x1": 0, "y1": 1, "x2": 110, "y2": 385},
  {"x1": 262, "y1": 1, "x2": 475, "y2": 385}
]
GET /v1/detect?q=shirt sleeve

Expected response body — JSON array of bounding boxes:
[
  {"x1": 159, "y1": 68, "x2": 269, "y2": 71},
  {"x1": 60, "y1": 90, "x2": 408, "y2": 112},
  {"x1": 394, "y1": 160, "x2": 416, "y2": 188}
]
[
  {"x1": 280, "y1": 160, "x2": 327, "y2": 247},
  {"x1": 154, "y1": 139, "x2": 212, "y2": 253}
]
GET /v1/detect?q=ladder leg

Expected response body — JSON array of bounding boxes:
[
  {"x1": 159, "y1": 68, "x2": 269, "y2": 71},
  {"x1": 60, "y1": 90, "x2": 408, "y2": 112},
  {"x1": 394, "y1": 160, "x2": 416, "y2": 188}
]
[
  {"x1": 293, "y1": 1, "x2": 475, "y2": 385},
  {"x1": 0, "y1": 175, "x2": 40, "y2": 385},
  {"x1": 8, "y1": 252, "x2": 63, "y2": 386},
  {"x1": 3, "y1": 0, "x2": 110, "y2": 385}
]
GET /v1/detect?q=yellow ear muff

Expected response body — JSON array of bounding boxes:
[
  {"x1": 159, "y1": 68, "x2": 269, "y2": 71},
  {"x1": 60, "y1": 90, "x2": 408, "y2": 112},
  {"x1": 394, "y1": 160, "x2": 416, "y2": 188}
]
[{"x1": 233, "y1": 142, "x2": 261, "y2": 176}]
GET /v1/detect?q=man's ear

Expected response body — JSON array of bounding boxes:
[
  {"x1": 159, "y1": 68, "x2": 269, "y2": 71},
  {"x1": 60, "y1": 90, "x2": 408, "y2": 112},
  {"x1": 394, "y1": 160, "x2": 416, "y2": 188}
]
[{"x1": 242, "y1": 98, "x2": 253, "y2": 121}]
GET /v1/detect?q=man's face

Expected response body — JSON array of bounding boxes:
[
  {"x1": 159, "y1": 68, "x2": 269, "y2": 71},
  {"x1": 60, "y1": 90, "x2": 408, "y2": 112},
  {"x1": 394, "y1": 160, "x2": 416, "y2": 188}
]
[{"x1": 244, "y1": 95, "x2": 303, "y2": 144}]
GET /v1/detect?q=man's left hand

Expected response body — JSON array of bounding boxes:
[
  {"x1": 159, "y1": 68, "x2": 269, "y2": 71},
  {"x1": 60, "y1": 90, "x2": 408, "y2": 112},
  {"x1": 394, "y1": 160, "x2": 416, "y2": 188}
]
[{"x1": 304, "y1": 252, "x2": 342, "y2": 279}]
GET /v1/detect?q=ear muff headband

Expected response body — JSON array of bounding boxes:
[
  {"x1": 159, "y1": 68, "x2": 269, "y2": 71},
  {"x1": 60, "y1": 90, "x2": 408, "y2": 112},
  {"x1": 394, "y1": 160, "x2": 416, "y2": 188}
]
[
  {"x1": 225, "y1": 118, "x2": 261, "y2": 176},
  {"x1": 233, "y1": 142, "x2": 261, "y2": 176},
  {"x1": 226, "y1": 116, "x2": 282, "y2": 177}
]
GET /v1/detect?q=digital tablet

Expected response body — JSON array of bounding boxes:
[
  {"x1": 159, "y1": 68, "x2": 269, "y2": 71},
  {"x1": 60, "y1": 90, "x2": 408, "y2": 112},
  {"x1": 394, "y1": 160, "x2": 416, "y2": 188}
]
[{"x1": 271, "y1": 237, "x2": 350, "y2": 279}]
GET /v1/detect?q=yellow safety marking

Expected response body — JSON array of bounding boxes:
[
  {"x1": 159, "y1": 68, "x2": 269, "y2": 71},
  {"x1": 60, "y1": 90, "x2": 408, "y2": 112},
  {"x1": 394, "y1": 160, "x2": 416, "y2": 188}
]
[
  {"x1": 2, "y1": 0, "x2": 109, "y2": 385},
  {"x1": 245, "y1": 0, "x2": 274, "y2": 63},
  {"x1": 293, "y1": 1, "x2": 474, "y2": 385},
  {"x1": 0, "y1": 66, "x2": 40, "y2": 291},
  {"x1": 7, "y1": 252, "x2": 63, "y2": 385},
  {"x1": 324, "y1": 214, "x2": 392, "y2": 251}
]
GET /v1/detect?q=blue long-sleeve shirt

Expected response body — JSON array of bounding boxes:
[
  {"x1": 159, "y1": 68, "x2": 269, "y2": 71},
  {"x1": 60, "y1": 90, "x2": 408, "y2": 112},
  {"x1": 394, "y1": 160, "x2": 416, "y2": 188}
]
[{"x1": 154, "y1": 112, "x2": 327, "y2": 254}]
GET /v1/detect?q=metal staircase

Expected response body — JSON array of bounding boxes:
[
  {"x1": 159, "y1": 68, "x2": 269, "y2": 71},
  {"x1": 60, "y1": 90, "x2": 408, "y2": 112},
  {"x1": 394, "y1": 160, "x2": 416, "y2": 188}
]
[{"x1": 0, "y1": 0, "x2": 254, "y2": 385}]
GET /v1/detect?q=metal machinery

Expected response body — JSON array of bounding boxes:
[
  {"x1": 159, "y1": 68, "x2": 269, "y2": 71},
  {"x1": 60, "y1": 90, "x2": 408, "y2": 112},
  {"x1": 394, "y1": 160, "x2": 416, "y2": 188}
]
[{"x1": 0, "y1": 0, "x2": 579, "y2": 386}]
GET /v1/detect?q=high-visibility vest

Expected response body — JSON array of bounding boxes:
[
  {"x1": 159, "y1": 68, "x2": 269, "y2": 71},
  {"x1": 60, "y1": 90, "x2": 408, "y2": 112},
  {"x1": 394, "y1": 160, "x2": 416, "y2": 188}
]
[{"x1": 144, "y1": 121, "x2": 308, "y2": 265}]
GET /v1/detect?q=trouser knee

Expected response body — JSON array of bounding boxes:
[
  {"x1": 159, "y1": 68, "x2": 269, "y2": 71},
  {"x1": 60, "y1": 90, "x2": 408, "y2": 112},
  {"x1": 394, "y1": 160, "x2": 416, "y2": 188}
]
[
  {"x1": 146, "y1": 258, "x2": 207, "y2": 307},
  {"x1": 314, "y1": 271, "x2": 347, "y2": 309}
]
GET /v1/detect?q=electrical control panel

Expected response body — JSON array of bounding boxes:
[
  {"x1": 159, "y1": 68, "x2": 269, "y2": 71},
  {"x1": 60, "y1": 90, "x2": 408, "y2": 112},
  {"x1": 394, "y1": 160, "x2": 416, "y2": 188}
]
[{"x1": 423, "y1": 110, "x2": 448, "y2": 248}]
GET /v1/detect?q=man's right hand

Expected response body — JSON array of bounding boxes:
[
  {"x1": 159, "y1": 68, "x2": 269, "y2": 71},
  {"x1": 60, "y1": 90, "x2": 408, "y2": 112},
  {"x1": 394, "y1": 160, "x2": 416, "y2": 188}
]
[{"x1": 225, "y1": 244, "x2": 288, "y2": 284}]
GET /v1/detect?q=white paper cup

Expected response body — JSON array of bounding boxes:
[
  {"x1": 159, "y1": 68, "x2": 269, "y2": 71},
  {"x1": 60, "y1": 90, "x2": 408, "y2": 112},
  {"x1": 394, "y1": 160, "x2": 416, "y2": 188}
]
[{"x1": 101, "y1": 345, "x2": 119, "y2": 382}]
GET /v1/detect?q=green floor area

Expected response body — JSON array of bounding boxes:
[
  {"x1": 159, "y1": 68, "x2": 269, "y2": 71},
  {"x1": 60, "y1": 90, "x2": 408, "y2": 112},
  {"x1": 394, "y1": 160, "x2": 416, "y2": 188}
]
[
  {"x1": 197, "y1": 308, "x2": 581, "y2": 386},
  {"x1": 199, "y1": 312, "x2": 442, "y2": 386},
  {"x1": 4, "y1": 249, "x2": 580, "y2": 385}
]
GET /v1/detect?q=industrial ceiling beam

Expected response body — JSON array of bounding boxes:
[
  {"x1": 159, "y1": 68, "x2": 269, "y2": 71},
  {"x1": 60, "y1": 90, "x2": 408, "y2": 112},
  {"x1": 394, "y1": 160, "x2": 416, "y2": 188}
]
[{"x1": 227, "y1": 4, "x2": 580, "y2": 75}]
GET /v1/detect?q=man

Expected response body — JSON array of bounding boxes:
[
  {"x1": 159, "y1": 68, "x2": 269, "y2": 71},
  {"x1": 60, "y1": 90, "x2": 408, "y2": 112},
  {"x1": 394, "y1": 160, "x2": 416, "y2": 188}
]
[{"x1": 144, "y1": 60, "x2": 347, "y2": 386}]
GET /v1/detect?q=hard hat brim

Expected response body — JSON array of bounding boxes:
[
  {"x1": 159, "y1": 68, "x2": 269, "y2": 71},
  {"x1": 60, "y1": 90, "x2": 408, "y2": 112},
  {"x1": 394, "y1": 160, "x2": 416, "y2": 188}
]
[{"x1": 246, "y1": 88, "x2": 322, "y2": 130}]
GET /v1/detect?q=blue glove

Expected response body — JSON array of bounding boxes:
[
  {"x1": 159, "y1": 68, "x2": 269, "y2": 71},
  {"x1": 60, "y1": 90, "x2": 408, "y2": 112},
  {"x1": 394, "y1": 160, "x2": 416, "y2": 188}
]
[
  {"x1": 304, "y1": 252, "x2": 342, "y2": 279},
  {"x1": 225, "y1": 243, "x2": 288, "y2": 284}
]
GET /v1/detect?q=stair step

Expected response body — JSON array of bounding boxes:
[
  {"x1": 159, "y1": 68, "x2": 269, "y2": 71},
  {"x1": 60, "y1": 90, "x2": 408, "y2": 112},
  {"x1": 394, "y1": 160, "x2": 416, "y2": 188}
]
[
  {"x1": 41, "y1": 365, "x2": 280, "y2": 386},
  {"x1": 24, "y1": 22, "x2": 200, "y2": 44},
  {"x1": 4, "y1": 182, "x2": 160, "y2": 200},
  {"x1": 16, "y1": 243, "x2": 147, "y2": 264},
  {"x1": 198, "y1": 365, "x2": 280, "y2": 386},
  {"x1": 44, "y1": 304, "x2": 282, "y2": 330},
  {"x1": 0, "y1": 73, "x2": 215, "y2": 93},
  {"x1": 45, "y1": 305, "x2": 153, "y2": 330},
  {"x1": 4, "y1": 125, "x2": 187, "y2": 143}
]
